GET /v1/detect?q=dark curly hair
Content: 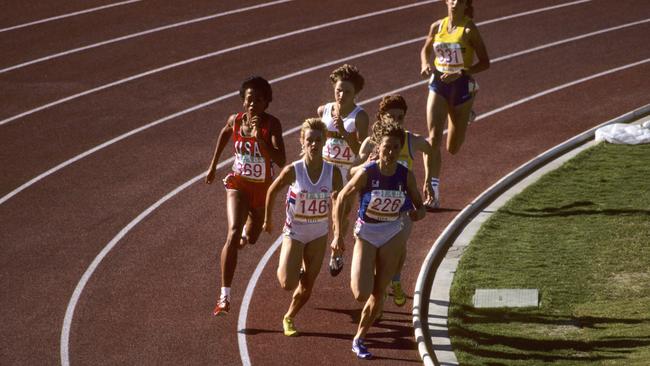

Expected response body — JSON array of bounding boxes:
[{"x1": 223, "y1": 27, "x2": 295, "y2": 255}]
[
  {"x1": 239, "y1": 75, "x2": 273, "y2": 102},
  {"x1": 370, "y1": 119, "x2": 405, "y2": 147},
  {"x1": 329, "y1": 64, "x2": 364, "y2": 93},
  {"x1": 376, "y1": 94, "x2": 408, "y2": 120}
]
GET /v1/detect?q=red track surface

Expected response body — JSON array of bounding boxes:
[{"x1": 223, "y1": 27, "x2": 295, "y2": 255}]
[{"x1": 2, "y1": 0, "x2": 649, "y2": 365}]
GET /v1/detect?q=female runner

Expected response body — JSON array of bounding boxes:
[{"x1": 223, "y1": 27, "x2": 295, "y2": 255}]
[
  {"x1": 317, "y1": 64, "x2": 369, "y2": 276},
  {"x1": 420, "y1": 0, "x2": 490, "y2": 208},
  {"x1": 351, "y1": 95, "x2": 434, "y2": 307},
  {"x1": 263, "y1": 118, "x2": 343, "y2": 336},
  {"x1": 332, "y1": 122, "x2": 425, "y2": 359},
  {"x1": 205, "y1": 76, "x2": 286, "y2": 316}
]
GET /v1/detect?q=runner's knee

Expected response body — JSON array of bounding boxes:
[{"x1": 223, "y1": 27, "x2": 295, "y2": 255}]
[
  {"x1": 352, "y1": 285, "x2": 371, "y2": 302},
  {"x1": 277, "y1": 271, "x2": 298, "y2": 291}
]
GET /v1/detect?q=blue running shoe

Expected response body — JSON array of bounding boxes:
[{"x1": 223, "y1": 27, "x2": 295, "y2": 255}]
[{"x1": 352, "y1": 338, "x2": 372, "y2": 359}]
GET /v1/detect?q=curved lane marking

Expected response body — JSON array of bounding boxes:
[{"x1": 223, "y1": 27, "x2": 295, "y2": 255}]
[
  {"x1": 0, "y1": 1, "x2": 609, "y2": 206},
  {"x1": 237, "y1": 235, "x2": 283, "y2": 366},
  {"x1": 0, "y1": 1, "x2": 142, "y2": 33},
  {"x1": 0, "y1": 0, "x2": 437, "y2": 123},
  {"x1": 0, "y1": 0, "x2": 293, "y2": 73},
  {"x1": 60, "y1": 57, "x2": 650, "y2": 366}
]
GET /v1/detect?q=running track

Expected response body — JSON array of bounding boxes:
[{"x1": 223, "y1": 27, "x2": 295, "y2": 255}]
[{"x1": 2, "y1": 0, "x2": 649, "y2": 364}]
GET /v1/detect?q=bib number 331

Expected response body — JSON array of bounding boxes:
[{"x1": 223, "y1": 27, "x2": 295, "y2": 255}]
[{"x1": 434, "y1": 42, "x2": 464, "y2": 73}]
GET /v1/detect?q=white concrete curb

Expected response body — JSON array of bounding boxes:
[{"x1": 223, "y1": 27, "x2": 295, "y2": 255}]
[{"x1": 412, "y1": 103, "x2": 650, "y2": 365}]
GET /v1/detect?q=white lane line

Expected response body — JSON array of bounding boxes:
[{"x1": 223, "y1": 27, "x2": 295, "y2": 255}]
[
  {"x1": 59, "y1": 172, "x2": 206, "y2": 366},
  {"x1": 0, "y1": 1, "x2": 600, "y2": 206},
  {"x1": 59, "y1": 57, "x2": 650, "y2": 366},
  {"x1": 0, "y1": 0, "x2": 294, "y2": 74},
  {"x1": 0, "y1": 0, "x2": 440, "y2": 126},
  {"x1": 237, "y1": 235, "x2": 283, "y2": 366},
  {"x1": 0, "y1": 0, "x2": 142, "y2": 33},
  {"x1": 476, "y1": 58, "x2": 650, "y2": 122}
]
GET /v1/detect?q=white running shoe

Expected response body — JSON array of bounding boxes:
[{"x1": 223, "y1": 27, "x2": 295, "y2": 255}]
[{"x1": 352, "y1": 338, "x2": 372, "y2": 359}]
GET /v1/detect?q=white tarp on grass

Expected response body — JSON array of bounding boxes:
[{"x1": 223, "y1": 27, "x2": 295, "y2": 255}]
[{"x1": 595, "y1": 121, "x2": 650, "y2": 144}]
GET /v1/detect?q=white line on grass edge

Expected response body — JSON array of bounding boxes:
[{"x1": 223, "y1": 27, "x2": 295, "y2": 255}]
[{"x1": 412, "y1": 102, "x2": 650, "y2": 366}]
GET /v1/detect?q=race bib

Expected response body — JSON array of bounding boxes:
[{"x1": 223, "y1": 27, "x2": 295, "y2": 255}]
[
  {"x1": 233, "y1": 154, "x2": 266, "y2": 182},
  {"x1": 323, "y1": 137, "x2": 354, "y2": 166},
  {"x1": 366, "y1": 190, "x2": 405, "y2": 221},
  {"x1": 294, "y1": 192, "x2": 329, "y2": 222},
  {"x1": 434, "y1": 42, "x2": 464, "y2": 73}
]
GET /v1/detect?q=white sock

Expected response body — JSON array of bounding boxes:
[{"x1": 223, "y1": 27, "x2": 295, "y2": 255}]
[
  {"x1": 241, "y1": 224, "x2": 248, "y2": 239},
  {"x1": 430, "y1": 178, "x2": 440, "y2": 200},
  {"x1": 221, "y1": 287, "x2": 231, "y2": 299}
]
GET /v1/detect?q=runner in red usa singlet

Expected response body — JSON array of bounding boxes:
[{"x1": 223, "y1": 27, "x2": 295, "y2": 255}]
[
  {"x1": 205, "y1": 76, "x2": 286, "y2": 317},
  {"x1": 231, "y1": 112, "x2": 274, "y2": 185}
]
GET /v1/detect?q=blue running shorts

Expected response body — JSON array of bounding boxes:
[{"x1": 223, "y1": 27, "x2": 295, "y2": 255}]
[{"x1": 428, "y1": 71, "x2": 473, "y2": 106}]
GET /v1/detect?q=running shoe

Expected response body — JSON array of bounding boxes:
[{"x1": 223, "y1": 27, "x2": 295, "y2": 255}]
[
  {"x1": 329, "y1": 254, "x2": 344, "y2": 277},
  {"x1": 424, "y1": 181, "x2": 440, "y2": 211},
  {"x1": 283, "y1": 316, "x2": 299, "y2": 337},
  {"x1": 239, "y1": 225, "x2": 251, "y2": 247},
  {"x1": 212, "y1": 296, "x2": 230, "y2": 316},
  {"x1": 352, "y1": 338, "x2": 372, "y2": 359},
  {"x1": 391, "y1": 280, "x2": 407, "y2": 306},
  {"x1": 424, "y1": 197, "x2": 440, "y2": 211}
]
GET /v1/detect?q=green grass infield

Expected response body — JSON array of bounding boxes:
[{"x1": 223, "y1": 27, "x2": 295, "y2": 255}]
[{"x1": 449, "y1": 142, "x2": 650, "y2": 365}]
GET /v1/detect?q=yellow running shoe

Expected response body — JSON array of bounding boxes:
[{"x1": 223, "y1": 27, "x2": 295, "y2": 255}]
[
  {"x1": 391, "y1": 280, "x2": 406, "y2": 307},
  {"x1": 283, "y1": 316, "x2": 299, "y2": 337}
]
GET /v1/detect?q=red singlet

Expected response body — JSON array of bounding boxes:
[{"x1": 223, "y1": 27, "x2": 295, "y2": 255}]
[{"x1": 223, "y1": 112, "x2": 277, "y2": 208}]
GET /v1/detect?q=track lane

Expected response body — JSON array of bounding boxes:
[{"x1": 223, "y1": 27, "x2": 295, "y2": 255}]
[
  {"x1": 0, "y1": 0, "x2": 286, "y2": 68},
  {"x1": 0, "y1": 1, "x2": 138, "y2": 29},
  {"x1": 0, "y1": 0, "x2": 434, "y2": 121},
  {"x1": 62, "y1": 38, "x2": 648, "y2": 363},
  {"x1": 1, "y1": 0, "x2": 626, "y2": 203},
  {"x1": 0, "y1": 2, "x2": 444, "y2": 198},
  {"x1": 0, "y1": 0, "x2": 142, "y2": 33}
]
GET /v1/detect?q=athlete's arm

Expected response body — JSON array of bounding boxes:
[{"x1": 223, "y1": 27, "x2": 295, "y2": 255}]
[
  {"x1": 348, "y1": 109, "x2": 369, "y2": 154},
  {"x1": 406, "y1": 169, "x2": 426, "y2": 222},
  {"x1": 331, "y1": 168, "x2": 366, "y2": 253},
  {"x1": 349, "y1": 137, "x2": 374, "y2": 176},
  {"x1": 420, "y1": 20, "x2": 441, "y2": 78},
  {"x1": 205, "y1": 114, "x2": 235, "y2": 184},
  {"x1": 331, "y1": 165, "x2": 344, "y2": 200},
  {"x1": 260, "y1": 116, "x2": 286, "y2": 167},
  {"x1": 466, "y1": 21, "x2": 490, "y2": 75},
  {"x1": 263, "y1": 164, "x2": 296, "y2": 233}
]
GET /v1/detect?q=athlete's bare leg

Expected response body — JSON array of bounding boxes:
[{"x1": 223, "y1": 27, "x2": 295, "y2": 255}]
[
  {"x1": 285, "y1": 235, "x2": 327, "y2": 319},
  {"x1": 221, "y1": 190, "x2": 250, "y2": 287}
]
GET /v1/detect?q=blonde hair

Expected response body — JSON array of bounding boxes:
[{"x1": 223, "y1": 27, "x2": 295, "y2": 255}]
[{"x1": 299, "y1": 118, "x2": 327, "y2": 156}]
